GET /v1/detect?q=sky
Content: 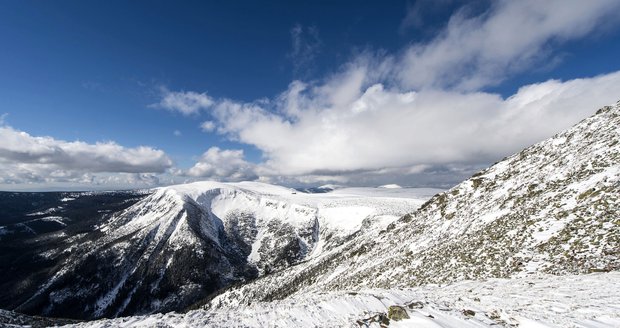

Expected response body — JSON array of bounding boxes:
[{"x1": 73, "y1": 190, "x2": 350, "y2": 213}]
[{"x1": 1, "y1": 0, "x2": 620, "y2": 191}]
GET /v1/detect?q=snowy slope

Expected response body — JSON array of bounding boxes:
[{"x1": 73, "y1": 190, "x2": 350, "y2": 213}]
[
  {"x1": 205, "y1": 101, "x2": 620, "y2": 310},
  {"x1": 8, "y1": 181, "x2": 433, "y2": 319},
  {"x1": 56, "y1": 272, "x2": 620, "y2": 328}
]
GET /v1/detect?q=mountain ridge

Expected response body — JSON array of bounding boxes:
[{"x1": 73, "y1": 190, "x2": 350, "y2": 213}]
[{"x1": 2, "y1": 182, "x2": 429, "y2": 320}]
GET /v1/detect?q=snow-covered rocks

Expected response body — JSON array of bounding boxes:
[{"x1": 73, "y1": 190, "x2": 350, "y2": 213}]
[{"x1": 58, "y1": 272, "x2": 620, "y2": 328}]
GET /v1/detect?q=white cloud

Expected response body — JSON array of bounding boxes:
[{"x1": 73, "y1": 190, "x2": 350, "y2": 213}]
[
  {"x1": 186, "y1": 147, "x2": 258, "y2": 182},
  {"x1": 0, "y1": 126, "x2": 172, "y2": 173},
  {"x1": 0, "y1": 126, "x2": 174, "y2": 187},
  {"x1": 206, "y1": 70, "x2": 620, "y2": 185},
  {"x1": 173, "y1": 130, "x2": 182, "y2": 137},
  {"x1": 200, "y1": 121, "x2": 216, "y2": 132},
  {"x1": 150, "y1": 87, "x2": 214, "y2": 115},
  {"x1": 396, "y1": 0, "x2": 620, "y2": 90},
  {"x1": 154, "y1": 0, "x2": 620, "y2": 187}
]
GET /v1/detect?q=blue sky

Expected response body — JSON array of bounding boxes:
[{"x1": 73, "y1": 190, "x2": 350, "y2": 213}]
[{"x1": 1, "y1": 0, "x2": 620, "y2": 190}]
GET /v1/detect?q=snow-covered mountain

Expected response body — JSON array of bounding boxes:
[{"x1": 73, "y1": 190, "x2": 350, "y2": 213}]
[
  {"x1": 4, "y1": 181, "x2": 432, "y2": 320},
  {"x1": 200, "y1": 101, "x2": 620, "y2": 316}
]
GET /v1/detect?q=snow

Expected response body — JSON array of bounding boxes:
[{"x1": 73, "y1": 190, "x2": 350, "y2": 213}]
[
  {"x1": 318, "y1": 184, "x2": 343, "y2": 190},
  {"x1": 379, "y1": 184, "x2": 402, "y2": 189},
  {"x1": 94, "y1": 272, "x2": 131, "y2": 317},
  {"x1": 37, "y1": 216, "x2": 69, "y2": 226},
  {"x1": 26, "y1": 206, "x2": 62, "y2": 216},
  {"x1": 248, "y1": 229, "x2": 265, "y2": 263},
  {"x1": 319, "y1": 206, "x2": 375, "y2": 233},
  {"x1": 63, "y1": 272, "x2": 620, "y2": 328},
  {"x1": 154, "y1": 181, "x2": 438, "y2": 251},
  {"x1": 15, "y1": 223, "x2": 36, "y2": 235},
  {"x1": 163, "y1": 181, "x2": 297, "y2": 200},
  {"x1": 163, "y1": 181, "x2": 440, "y2": 204},
  {"x1": 329, "y1": 187, "x2": 443, "y2": 199},
  {"x1": 531, "y1": 217, "x2": 568, "y2": 244}
]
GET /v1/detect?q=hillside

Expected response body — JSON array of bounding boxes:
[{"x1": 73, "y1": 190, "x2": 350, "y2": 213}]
[
  {"x1": 206, "y1": 101, "x2": 620, "y2": 310},
  {"x1": 62, "y1": 272, "x2": 620, "y2": 328}
]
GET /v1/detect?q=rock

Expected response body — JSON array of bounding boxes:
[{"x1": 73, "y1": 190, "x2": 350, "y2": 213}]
[
  {"x1": 369, "y1": 313, "x2": 390, "y2": 326},
  {"x1": 407, "y1": 301, "x2": 424, "y2": 309},
  {"x1": 379, "y1": 313, "x2": 390, "y2": 326},
  {"x1": 462, "y1": 309, "x2": 476, "y2": 317},
  {"x1": 388, "y1": 305, "x2": 410, "y2": 321}
]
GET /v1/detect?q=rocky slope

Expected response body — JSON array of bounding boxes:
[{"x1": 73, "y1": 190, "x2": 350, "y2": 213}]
[
  {"x1": 206, "y1": 101, "x2": 620, "y2": 310},
  {"x1": 58, "y1": 272, "x2": 620, "y2": 328}
]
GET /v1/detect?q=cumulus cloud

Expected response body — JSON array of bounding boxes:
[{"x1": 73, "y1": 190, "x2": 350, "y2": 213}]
[
  {"x1": 0, "y1": 126, "x2": 172, "y2": 173},
  {"x1": 160, "y1": 0, "x2": 620, "y2": 187},
  {"x1": 0, "y1": 126, "x2": 174, "y2": 188},
  {"x1": 150, "y1": 87, "x2": 214, "y2": 115},
  {"x1": 396, "y1": 0, "x2": 620, "y2": 90},
  {"x1": 200, "y1": 121, "x2": 216, "y2": 132},
  {"x1": 206, "y1": 71, "x2": 620, "y2": 184},
  {"x1": 186, "y1": 147, "x2": 258, "y2": 182}
]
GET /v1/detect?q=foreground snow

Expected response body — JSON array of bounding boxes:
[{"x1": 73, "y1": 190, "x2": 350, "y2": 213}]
[{"x1": 63, "y1": 272, "x2": 619, "y2": 327}]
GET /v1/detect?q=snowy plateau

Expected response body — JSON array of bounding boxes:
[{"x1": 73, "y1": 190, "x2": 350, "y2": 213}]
[{"x1": 1, "y1": 101, "x2": 620, "y2": 327}]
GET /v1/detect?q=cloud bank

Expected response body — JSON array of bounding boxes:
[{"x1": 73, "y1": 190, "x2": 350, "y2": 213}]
[
  {"x1": 0, "y1": 125, "x2": 173, "y2": 188},
  {"x1": 181, "y1": 0, "x2": 620, "y2": 186},
  {"x1": 203, "y1": 70, "x2": 620, "y2": 186},
  {"x1": 4, "y1": 0, "x2": 620, "y2": 189},
  {"x1": 186, "y1": 147, "x2": 258, "y2": 182}
]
